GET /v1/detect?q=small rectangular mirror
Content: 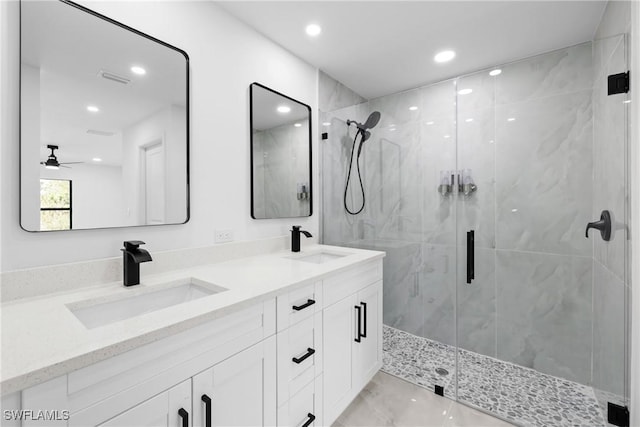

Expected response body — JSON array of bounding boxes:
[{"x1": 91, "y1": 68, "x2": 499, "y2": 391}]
[
  {"x1": 20, "y1": 0, "x2": 189, "y2": 231},
  {"x1": 250, "y1": 83, "x2": 312, "y2": 219}
]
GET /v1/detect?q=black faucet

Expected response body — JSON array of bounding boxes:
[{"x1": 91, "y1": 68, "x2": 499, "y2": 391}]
[
  {"x1": 121, "y1": 241, "x2": 153, "y2": 286},
  {"x1": 291, "y1": 226, "x2": 312, "y2": 252}
]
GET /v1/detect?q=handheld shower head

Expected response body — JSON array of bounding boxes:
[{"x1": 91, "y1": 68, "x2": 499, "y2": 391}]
[
  {"x1": 363, "y1": 111, "x2": 381, "y2": 130},
  {"x1": 347, "y1": 111, "x2": 382, "y2": 132}
]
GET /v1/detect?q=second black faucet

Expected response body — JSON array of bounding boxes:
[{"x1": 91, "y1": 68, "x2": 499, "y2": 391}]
[{"x1": 291, "y1": 226, "x2": 312, "y2": 252}]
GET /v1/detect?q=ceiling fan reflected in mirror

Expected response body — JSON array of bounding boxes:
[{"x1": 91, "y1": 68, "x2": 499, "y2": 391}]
[{"x1": 40, "y1": 144, "x2": 84, "y2": 170}]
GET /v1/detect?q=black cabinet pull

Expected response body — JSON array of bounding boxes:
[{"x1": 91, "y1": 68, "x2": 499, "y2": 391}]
[
  {"x1": 292, "y1": 299, "x2": 316, "y2": 311},
  {"x1": 301, "y1": 413, "x2": 316, "y2": 427},
  {"x1": 292, "y1": 347, "x2": 316, "y2": 364},
  {"x1": 466, "y1": 230, "x2": 475, "y2": 284},
  {"x1": 178, "y1": 408, "x2": 189, "y2": 427},
  {"x1": 354, "y1": 305, "x2": 362, "y2": 342},
  {"x1": 360, "y1": 302, "x2": 367, "y2": 338},
  {"x1": 201, "y1": 394, "x2": 212, "y2": 427}
]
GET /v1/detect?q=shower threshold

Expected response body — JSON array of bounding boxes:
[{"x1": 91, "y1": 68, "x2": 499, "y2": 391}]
[{"x1": 382, "y1": 326, "x2": 624, "y2": 427}]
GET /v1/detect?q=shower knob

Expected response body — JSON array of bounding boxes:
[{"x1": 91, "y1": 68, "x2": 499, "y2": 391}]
[{"x1": 585, "y1": 210, "x2": 612, "y2": 241}]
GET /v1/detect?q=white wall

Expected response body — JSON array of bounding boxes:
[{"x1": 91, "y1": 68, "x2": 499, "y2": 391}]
[
  {"x1": 0, "y1": 1, "x2": 318, "y2": 271},
  {"x1": 121, "y1": 105, "x2": 188, "y2": 226},
  {"x1": 40, "y1": 165, "x2": 127, "y2": 229}
]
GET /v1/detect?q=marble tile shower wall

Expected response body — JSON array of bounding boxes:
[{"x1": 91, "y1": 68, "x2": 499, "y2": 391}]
[
  {"x1": 321, "y1": 42, "x2": 625, "y2": 390},
  {"x1": 252, "y1": 120, "x2": 310, "y2": 218}
]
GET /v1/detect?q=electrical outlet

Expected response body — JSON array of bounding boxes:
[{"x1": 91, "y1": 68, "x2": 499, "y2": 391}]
[{"x1": 215, "y1": 229, "x2": 234, "y2": 243}]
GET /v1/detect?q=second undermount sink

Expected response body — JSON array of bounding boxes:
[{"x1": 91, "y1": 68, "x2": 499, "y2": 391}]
[
  {"x1": 68, "y1": 279, "x2": 227, "y2": 329},
  {"x1": 288, "y1": 251, "x2": 349, "y2": 264}
]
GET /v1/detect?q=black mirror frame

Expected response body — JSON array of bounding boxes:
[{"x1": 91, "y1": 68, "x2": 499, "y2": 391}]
[
  {"x1": 249, "y1": 82, "x2": 313, "y2": 220},
  {"x1": 19, "y1": 0, "x2": 190, "y2": 232}
]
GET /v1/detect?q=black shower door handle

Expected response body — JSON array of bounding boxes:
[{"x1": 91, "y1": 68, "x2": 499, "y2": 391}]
[{"x1": 467, "y1": 230, "x2": 474, "y2": 284}]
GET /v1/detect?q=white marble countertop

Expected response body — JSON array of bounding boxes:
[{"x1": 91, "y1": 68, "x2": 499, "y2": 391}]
[{"x1": 0, "y1": 244, "x2": 384, "y2": 395}]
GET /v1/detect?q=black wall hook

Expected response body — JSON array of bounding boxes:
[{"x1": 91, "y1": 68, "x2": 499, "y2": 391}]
[{"x1": 586, "y1": 210, "x2": 612, "y2": 241}]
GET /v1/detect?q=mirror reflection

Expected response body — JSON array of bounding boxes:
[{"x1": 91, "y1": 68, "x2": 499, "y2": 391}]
[
  {"x1": 20, "y1": 1, "x2": 189, "y2": 231},
  {"x1": 250, "y1": 83, "x2": 312, "y2": 219}
]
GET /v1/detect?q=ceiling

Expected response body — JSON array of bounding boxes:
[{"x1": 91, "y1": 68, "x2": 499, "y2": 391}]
[
  {"x1": 218, "y1": 1, "x2": 607, "y2": 99},
  {"x1": 22, "y1": 1, "x2": 187, "y2": 166},
  {"x1": 252, "y1": 84, "x2": 309, "y2": 130}
]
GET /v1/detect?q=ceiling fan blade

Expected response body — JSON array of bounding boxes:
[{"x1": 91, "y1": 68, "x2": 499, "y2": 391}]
[
  {"x1": 60, "y1": 165, "x2": 72, "y2": 169},
  {"x1": 60, "y1": 162, "x2": 84, "y2": 165}
]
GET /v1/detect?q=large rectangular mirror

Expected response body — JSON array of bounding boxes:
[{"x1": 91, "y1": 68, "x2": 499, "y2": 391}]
[
  {"x1": 20, "y1": 0, "x2": 189, "y2": 231},
  {"x1": 250, "y1": 83, "x2": 312, "y2": 219}
]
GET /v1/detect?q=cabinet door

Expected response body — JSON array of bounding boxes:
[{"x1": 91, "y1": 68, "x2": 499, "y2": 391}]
[
  {"x1": 99, "y1": 379, "x2": 191, "y2": 427},
  {"x1": 353, "y1": 281, "x2": 382, "y2": 387},
  {"x1": 322, "y1": 294, "x2": 356, "y2": 424},
  {"x1": 192, "y1": 336, "x2": 276, "y2": 427}
]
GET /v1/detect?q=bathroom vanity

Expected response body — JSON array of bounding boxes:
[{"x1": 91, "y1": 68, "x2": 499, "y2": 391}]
[{"x1": 0, "y1": 245, "x2": 383, "y2": 426}]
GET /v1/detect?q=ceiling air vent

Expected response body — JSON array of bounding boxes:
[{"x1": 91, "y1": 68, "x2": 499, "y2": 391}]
[
  {"x1": 98, "y1": 70, "x2": 130, "y2": 85},
  {"x1": 87, "y1": 129, "x2": 116, "y2": 137}
]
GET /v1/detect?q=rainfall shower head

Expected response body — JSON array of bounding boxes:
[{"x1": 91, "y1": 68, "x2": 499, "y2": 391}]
[{"x1": 347, "y1": 111, "x2": 382, "y2": 132}]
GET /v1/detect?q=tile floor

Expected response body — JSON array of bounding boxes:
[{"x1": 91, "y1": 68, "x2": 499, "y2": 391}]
[
  {"x1": 334, "y1": 371, "x2": 515, "y2": 427},
  {"x1": 380, "y1": 326, "x2": 623, "y2": 427}
]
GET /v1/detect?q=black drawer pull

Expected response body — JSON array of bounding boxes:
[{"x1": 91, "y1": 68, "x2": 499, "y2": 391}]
[
  {"x1": 301, "y1": 413, "x2": 316, "y2": 427},
  {"x1": 292, "y1": 299, "x2": 316, "y2": 311},
  {"x1": 292, "y1": 347, "x2": 316, "y2": 364},
  {"x1": 201, "y1": 394, "x2": 212, "y2": 427},
  {"x1": 354, "y1": 305, "x2": 362, "y2": 342},
  {"x1": 178, "y1": 408, "x2": 189, "y2": 427},
  {"x1": 360, "y1": 302, "x2": 367, "y2": 338}
]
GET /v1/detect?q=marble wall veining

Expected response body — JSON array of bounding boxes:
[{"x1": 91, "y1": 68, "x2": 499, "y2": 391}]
[
  {"x1": 320, "y1": 39, "x2": 628, "y2": 399},
  {"x1": 252, "y1": 119, "x2": 311, "y2": 218}
]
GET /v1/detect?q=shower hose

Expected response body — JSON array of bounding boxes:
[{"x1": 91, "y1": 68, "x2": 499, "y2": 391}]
[{"x1": 344, "y1": 130, "x2": 365, "y2": 215}]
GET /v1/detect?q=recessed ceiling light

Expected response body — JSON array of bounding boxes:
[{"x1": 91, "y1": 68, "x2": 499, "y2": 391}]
[
  {"x1": 507, "y1": 117, "x2": 516, "y2": 122},
  {"x1": 444, "y1": 135, "x2": 451, "y2": 139},
  {"x1": 426, "y1": 121, "x2": 434, "y2": 125},
  {"x1": 92, "y1": 157, "x2": 102, "y2": 162},
  {"x1": 130, "y1": 66, "x2": 146, "y2": 75},
  {"x1": 458, "y1": 88, "x2": 473, "y2": 95},
  {"x1": 87, "y1": 105, "x2": 99, "y2": 113},
  {"x1": 390, "y1": 127, "x2": 397, "y2": 132},
  {"x1": 277, "y1": 105, "x2": 291, "y2": 113},
  {"x1": 465, "y1": 118, "x2": 473, "y2": 122},
  {"x1": 322, "y1": 122, "x2": 331, "y2": 126},
  {"x1": 511, "y1": 208, "x2": 518, "y2": 212},
  {"x1": 489, "y1": 69, "x2": 502, "y2": 77},
  {"x1": 305, "y1": 24, "x2": 322, "y2": 37},
  {"x1": 434, "y1": 50, "x2": 456, "y2": 63},
  {"x1": 294, "y1": 123, "x2": 302, "y2": 127},
  {"x1": 409, "y1": 106, "x2": 418, "y2": 111}
]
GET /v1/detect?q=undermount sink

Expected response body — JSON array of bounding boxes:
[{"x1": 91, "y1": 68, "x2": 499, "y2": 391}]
[
  {"x1": 288, "y1": 251, "x2": 348, "y2": 264},
  {"x1": 68, "y1": 279, "x2": 227, "y2": 329}
]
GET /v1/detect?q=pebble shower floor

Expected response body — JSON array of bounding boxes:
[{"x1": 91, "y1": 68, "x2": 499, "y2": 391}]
[{"x1": 382, "y1": 326, "x2": 625, "y2": 426}]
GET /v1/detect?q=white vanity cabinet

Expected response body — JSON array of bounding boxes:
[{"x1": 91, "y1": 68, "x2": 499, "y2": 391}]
[
  {"x1": 21, "y1": 299, "x2": 276, "y2": 427},
  {"x1": 192, "y1": 338, "x2": 276, "y2": 427},
  {"x1": 322, "y1": 263, "x2": 383, "y2": 426},
  {"x1": 10, "y1": 255, "x2": 384, "y2": 427},
  {"x1": 97, "y1": 380, "x2": 191, "y2": 427}
]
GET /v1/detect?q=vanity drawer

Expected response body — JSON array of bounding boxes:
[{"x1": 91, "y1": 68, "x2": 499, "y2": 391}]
[
  {"x1": 277, "y1": 281, "x2": 322, "y2": 331},
  {"x1": 277, "y1": 376, "x2": 323, "y2": 427},
  {"x1": 323, "y1": 260, "x2": 382, "y2": 308},
  {"x1": 277, "y1": 312, "x2": 323, "y2": 407}
]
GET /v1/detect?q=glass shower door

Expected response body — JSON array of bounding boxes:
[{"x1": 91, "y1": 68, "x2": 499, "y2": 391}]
[{"x1": 454, "y1": 38, "x2": 629, "y2": 425}]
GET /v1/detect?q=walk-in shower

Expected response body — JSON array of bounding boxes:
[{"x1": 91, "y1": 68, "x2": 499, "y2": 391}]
[{"x1": 320, "y1": 36, "x2": 630, "y2": 426}]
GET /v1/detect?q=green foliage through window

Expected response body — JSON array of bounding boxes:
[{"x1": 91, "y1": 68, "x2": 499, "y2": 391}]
[{"x1": 40, "y1": 179, "x2": 71, "y2": 230}]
